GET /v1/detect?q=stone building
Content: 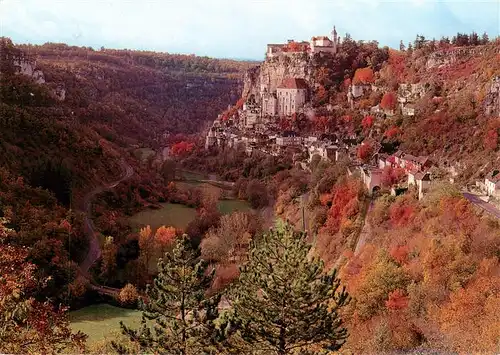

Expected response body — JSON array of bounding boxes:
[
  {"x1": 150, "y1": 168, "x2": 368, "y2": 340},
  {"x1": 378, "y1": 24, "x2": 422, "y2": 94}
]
[
  {"x1": 277, "y1": 78, "x2": 308, "y2": 116},
  {"x1": 309, "y1": 27, "x2": 340, "y2": 56},
  {"x1": 242, "y1": 95, "x2": 262, "y2": 129},
  {"x1": 261, "y1": 89, "x2": 278, "y2": 116}
]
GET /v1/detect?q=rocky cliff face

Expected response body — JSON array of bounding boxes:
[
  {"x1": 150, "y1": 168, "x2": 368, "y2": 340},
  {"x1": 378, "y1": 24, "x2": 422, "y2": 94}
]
[
  {"x1": 242, "y1": 53, "x2": 312, "y2": 103},
  {"x1": 484, "y1": 76, "x2": 500, "y2": 117},
  {"x1": 13, "y1": 58, "x2": 45, "y2": 84}
]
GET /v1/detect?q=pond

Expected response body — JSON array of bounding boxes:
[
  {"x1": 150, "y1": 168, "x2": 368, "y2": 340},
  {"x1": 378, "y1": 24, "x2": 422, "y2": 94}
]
[{"x1": 70, "y1": 304, "x2": 141, "y2": 346}]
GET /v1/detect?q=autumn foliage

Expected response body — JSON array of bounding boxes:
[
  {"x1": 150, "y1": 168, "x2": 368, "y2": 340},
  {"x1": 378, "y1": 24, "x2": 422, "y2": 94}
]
[
  {"x1": 384, "y1": 126, "x2": 402, "y2": 139},
  {"x1": 361, "y1": 115, "x2": 374, "y2": 130},
  {"x1": 357, "y1": 143, "x2": 374, "y2": 163},
  {"x1": 484, "y1": 128, "x2": 498, "y2": 150},
  {"x1": 171, "y1": 141, "x2": 195, "y2": 157},
  {"x1": 380, "y1": 92, "x2": 397, "y2": 110},
  {"x1": 353, "y1": 67, "x2": 375, "y2": 84},
  {"x1": 381, "y1": 166, "x2": 406, "y2": 187}
]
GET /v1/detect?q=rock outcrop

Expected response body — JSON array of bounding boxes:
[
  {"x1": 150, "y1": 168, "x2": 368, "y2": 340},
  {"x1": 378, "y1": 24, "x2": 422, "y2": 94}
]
[
  {"x1": 484, "y1": 76, "x2": 500, "y2": 117},
  {"x1": 13, "y1": 58, "x2": 45, "y2": 84},
  {"x1": 242, "y1": 53, "x2": 312, "y2": 103}
]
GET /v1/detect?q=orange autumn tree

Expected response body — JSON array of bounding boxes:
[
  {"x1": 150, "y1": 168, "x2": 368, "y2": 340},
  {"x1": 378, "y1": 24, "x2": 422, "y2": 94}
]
[
  {"x1": 380, "y1": 92, "x2": 397, "y2": 111},
  {"x1": 155, "y1": 226, "x2": 177, "y2": 253},
  {"x1": 435, "y1": 258, "x2": 500, "y2": 353},
  {"x1": 384, "y1": 126, "x2": 402, "y2": 139},
  {"x1": 138, "y1": 225, "x2": 155, "y2": 274},
  {"x1": 171, "y1": 141, "x2": 195, "y2": 157},
  {"x1": 484, "y1": 128, "x2": 498, "y2": 150},
  {"x1": 357, "y1": 142, "x2": 374, "y2": 163},
  {"x1": 353, "y1": 67, "x2": 375, "y2": 85},
  {"x1": 361, "y1": 115, "x2": 374, "y2": 130}
]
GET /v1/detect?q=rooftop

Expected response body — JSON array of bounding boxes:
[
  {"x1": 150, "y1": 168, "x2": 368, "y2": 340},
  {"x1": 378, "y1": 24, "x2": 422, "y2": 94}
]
[{"x1": 277, "y1": 78, "x2": 308, "y2": 90}]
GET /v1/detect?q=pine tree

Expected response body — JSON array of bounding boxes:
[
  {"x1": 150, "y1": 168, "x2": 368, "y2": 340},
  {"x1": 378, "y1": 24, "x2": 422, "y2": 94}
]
[
  {"x1": 227, "y1": 223, "x2": 350, "y2": 354},
  {"x1": 399, "y1": 40, "x2": 405, "y2": 52},
  {"x1": 113, "y1": 235, "x2": 225, "y2": 354}
]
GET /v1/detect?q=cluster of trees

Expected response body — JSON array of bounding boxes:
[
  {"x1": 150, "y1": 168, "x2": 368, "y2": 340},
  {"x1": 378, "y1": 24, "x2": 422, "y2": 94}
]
[
  {"x1": 339, "y1": 186, "x2": 500, "y2": 353},
  {"x1": 401, "y1": 31, "x2": 493, "y2": 52},
  {"x1": 312, "y1": 35, "x2": 389, "y2": 106},
  {"x1": 0, "y1": 217, "x2": 86, "y2": 353},
  {"x1": 113, "y1": 224, "x2": 350, "y2": 354}
]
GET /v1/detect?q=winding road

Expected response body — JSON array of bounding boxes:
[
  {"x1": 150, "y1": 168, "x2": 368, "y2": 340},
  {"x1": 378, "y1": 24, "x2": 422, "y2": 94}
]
[
  {"x1": 80, "y1": 160, "x2": 134, "y2": 276},
  {"x1": 462, "y1": 192, "x2": 500, "y2": 219}
]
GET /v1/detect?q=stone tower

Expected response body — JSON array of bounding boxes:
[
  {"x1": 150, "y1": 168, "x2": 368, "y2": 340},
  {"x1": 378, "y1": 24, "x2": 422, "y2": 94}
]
[{"x1": 331, "y1": 26, "x2": 338, "y2": 53}]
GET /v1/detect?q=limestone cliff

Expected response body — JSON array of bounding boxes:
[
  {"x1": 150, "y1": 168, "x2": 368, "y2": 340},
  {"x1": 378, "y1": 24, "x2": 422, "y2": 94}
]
[
  {"x1": 242, "y1": 53, "x2": 312, "y2": 103},
  {"x1": 484, "y1": 76, "x2": 500, "y2": 117}
]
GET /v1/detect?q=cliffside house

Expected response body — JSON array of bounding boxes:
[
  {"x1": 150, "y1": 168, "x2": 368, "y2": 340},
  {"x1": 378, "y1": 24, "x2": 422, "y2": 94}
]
[
  {"x1": 307, "y1": 142, "x2": 338, "y2": 163},
  {"x1": 261, "y1": 89, "x2": 278, "y2": 116},
  {"x1": 402, "y1": 104, "x2": 416, "y2": 116},
  {"x1": 242, "y1": 95, "x2": 262, "y2": 129},
  {"x1": 360, "y1": 166, "x2": 383, "y2": 194},
  {"x1": 276, "y1": 131, "x2": 302, "y2": 147},
  {"x1": 277, "y1": 78, "x2": 308, "y2": 116},
  {"x1": 408, "y1": 170, "x2": 431, "y2": 200},
  {"x1": 485, "y1": 170, "x2": 500, "y2": 197}
]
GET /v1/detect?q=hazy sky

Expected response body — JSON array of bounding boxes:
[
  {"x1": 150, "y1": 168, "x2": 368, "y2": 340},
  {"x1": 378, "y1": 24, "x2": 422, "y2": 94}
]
[{"x1": 1, "y1": 0, "x2": 499, "y2": 59}]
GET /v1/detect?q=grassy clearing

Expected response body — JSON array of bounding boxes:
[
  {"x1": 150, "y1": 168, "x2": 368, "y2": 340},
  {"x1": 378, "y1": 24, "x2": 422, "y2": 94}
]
[
  {"x1": 70, "y1": 304, "x2": 141, "y2": 346},
  {"x1": 218, "y1": 199, "x2": 252, "y2": 214},
  {"x1": 180, "y1": 170, "x2": 207, "y2": 181},
  {"x1": 133, "y1": 147, "x2": 156, "y2": 162},
  {"x1": 129, "y1": 203, "x2": 197, "y2": 232}
]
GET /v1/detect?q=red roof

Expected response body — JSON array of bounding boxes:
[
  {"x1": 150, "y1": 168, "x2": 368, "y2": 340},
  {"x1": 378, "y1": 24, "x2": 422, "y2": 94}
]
[{"x1": 278, "y1": 78, "x2": 308, "y2": 90}]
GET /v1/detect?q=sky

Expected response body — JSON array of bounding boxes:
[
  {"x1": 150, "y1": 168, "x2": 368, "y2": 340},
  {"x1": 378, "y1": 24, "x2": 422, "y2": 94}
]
[{"x1": 1, "y1": 0, "x2": 499, "y2": 60}]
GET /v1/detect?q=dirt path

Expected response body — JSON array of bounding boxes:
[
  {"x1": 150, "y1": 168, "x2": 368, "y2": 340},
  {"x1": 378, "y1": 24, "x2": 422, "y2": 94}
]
[{"x1": 80, "y1": 160, "x2": 134, "y2": 276}]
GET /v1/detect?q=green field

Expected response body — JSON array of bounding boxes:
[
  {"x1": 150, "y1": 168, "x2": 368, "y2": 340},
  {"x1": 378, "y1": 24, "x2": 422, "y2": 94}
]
[
  {"x1": 70, "y1": 304, "x2": 141, "y2": 346},
  {"x1": 180, "y1": 170, "x2": 207, "y2": 181},
  {"x1": 129, "y1": 203, "x2": 197, "y2": 231},
  {"x1": 218, "y1": 199, "x2": 252, "y2": 214}
]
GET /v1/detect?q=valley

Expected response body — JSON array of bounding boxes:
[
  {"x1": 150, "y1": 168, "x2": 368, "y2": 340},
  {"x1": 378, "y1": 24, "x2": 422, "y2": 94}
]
[{"x1": 1, "y1": 15, "x2": 499, "y2": 355}]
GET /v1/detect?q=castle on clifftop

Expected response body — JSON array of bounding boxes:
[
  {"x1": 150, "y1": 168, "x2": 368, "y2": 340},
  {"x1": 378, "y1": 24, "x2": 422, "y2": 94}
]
[{"x1": 266, "y1": 26, "x2": 340, "y2": 59}]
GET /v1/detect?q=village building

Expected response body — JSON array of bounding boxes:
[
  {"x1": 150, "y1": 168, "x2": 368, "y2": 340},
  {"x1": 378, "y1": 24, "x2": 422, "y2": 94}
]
[
  {"x1": 266, "y1": 26, "x2": 340, "y2": 59},
  {"x1": 485, "y1": 170, "x2": 500, "y2": 197},
  {"x1": 241, "y1": 95, "x2": 262, "y2": 129},
  {"x1": 307, "y1": 142, "x2": 338, "y2": 163},
  {"x1": 309, "y1": 27, "x2": 339, "y2": 56},
  {"x1": 408, "y1": 170, "x2": 431, "y2": 200},
  {"x1": 378, "y1": 154, "x2": 397, "y2": 169},
  {"x1": 276, "y1": 78, "x2": 308, "y2": 116},
  {"x1": 360, "y1": 166, "x2": 383, "y2": 194},
  {"x1": 276, "y1": 131, "x2": 302, "y2": 147},
  {"x1": 402, "y1": 104, "x2": 416, "y2": 116},
  {"x1": 261, "y1": 89, "x2": 278, "y2": 116}
]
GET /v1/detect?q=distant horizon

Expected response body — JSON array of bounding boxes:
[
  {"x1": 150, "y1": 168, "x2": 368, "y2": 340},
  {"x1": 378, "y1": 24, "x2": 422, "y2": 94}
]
[{"x1": 1, "y1": 0, "x2": 499, "y2": 60}]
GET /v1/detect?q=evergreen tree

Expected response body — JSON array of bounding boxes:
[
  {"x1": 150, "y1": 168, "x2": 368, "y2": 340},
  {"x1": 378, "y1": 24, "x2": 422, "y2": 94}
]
[
  {"x1": 113, "y1": 235, "x2": 225, "y2": 355},
  {"x1": 481, "y1": 32, "x2": 489, "y2": 45},
  {"x1": 399, "y1": 40, "x2": 405, "y2": 52},
  {"x1": 227, "y1": 223, "x2": 350, "y2": 354}
]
